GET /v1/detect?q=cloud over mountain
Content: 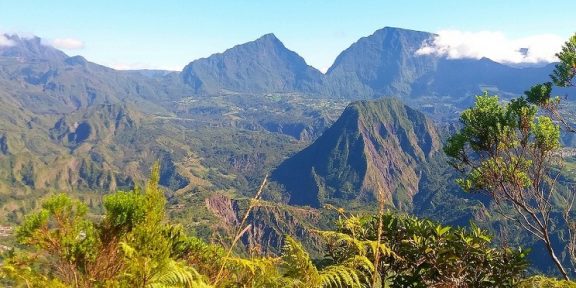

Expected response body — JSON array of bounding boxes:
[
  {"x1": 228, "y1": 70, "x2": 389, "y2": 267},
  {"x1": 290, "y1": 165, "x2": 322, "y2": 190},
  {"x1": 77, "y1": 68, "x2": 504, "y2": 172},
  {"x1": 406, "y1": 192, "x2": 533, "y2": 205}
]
[
  {"x1": 44, "y1": 38, "x2": 85, "y2": 50},
  {"x1": 416, "y1": 30, "x2": 564, "y2": 65},
  {"x1": 0, "y1": 34, "x2": 15, "y2": 46}
]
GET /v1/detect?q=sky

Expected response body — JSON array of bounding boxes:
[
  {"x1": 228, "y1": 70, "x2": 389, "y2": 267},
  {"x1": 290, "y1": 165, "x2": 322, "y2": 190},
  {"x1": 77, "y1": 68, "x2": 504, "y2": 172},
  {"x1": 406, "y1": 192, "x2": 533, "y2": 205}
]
[{"x1": 0, "y1": 0, "x2": 574, "y2": 72}]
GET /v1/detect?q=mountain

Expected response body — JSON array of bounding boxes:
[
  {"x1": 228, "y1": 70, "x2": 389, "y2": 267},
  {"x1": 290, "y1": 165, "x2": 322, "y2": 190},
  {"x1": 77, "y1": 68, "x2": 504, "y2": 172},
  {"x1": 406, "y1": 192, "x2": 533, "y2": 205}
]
[
  {"x1": 0, "y1": 34, "x2": 68, "y2": 61},
  {"x1": 180, "y1": 33, "x2": 324, "y2": 94},
  {"x1": 0, "y1": 29, "x2": 566, "y2": 212},
  {"x1": 325, "y1": 27, "x2": 554, "y2": 116},
  {"x1": 325, "y1": 27, "x2": 437, "y2": 99},
  {"x1": 0, "y1": 35, "x2": 185, "y2": 114},
  {"x1": 271, "y1": 98, "x2": 444, "y2": 209},
  {"x1": 0, "y1": 34, "x2": 345, "y2": 224}
]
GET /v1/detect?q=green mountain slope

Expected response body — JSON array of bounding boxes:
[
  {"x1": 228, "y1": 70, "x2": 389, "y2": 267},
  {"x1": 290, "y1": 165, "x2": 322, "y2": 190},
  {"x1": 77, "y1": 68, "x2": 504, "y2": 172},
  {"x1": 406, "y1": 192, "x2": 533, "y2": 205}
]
[{"x1": 272, "y1": 98, "x2": 444, "y2": 209}]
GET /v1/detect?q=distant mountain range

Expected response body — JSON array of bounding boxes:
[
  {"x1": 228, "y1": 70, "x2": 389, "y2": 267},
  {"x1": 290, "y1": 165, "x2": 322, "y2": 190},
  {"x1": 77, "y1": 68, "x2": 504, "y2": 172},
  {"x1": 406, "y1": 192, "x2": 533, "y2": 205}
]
[
  {"x1": 0, "y1": 26, "x2": 564, "y2": 199},
  {"x1": 1, "y1": 27, "x2": 556, "y2": 106},
  {"x1": 0, "y1": 25, "x2": 563, "y2": 210},
  {"x1": 177, "y1": 27, "x2": 555, "y2": 119}
]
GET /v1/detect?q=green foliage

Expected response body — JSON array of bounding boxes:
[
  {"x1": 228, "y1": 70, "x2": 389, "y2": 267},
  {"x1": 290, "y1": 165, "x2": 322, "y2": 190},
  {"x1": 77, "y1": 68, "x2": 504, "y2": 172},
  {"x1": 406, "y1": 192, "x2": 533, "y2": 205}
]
[
  {"x1": 281, "y1": 235, "x2": 375, "y2": 288},
  {"x1": 282, "y1": 236, "x2": 321, "y2": 285},
  {"x1": 519, "y1": 276, "x2": 576, "y2": 288},
  {"x1": 103, "y1": 190, "x2": 147, "y2": 230},
  {"x1": 525, "y1": 82, "x2": 555, "y2": 106},
  {"x1": 10, "y1": 193, "x2": 100, "y2": 286},
  {"x1": 524, "y1": 33, "x2": 575, "y2": 127},
  {"x1": 327, "y1": 213, "x2": 528, "y2": 287},
  {"x1": 533, "y1": 116, "x2": 561, "y2": 151},
  {"x1": 0, "y1": 163, "x2": 543, "y2": 287},
  {"x1": 551, "y1": 34, "x2": 576, "y2": 88},
  {"x1": 444, "y1": 92, "x2": 559, "y2": 194},
  {"x1": 1, "y1": 164, "x2": 212, "y2": 287}
]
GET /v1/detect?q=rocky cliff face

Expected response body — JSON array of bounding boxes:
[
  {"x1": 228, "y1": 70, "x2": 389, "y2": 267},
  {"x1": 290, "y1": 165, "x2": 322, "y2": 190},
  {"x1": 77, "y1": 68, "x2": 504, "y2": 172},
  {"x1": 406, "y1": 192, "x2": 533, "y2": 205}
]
[{"x1": 205, "y1": 194, "x2": 328, "y2": 255}]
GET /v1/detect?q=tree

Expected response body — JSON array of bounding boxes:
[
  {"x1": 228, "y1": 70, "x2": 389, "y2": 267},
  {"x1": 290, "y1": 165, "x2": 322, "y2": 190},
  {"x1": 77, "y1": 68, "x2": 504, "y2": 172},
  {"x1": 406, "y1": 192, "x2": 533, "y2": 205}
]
[
  {"x1": 525, "y1": 34, "x2": 576, "y2": 131},
  {"x1": 1, "y1": 163, "x2": 209, "y2": 287},
  {"x1": 444, "y1": 33, "x2": 576, "y2": 280},
  {"x1": 444, "y1": 92, "x2": 569, "y2": 278}
]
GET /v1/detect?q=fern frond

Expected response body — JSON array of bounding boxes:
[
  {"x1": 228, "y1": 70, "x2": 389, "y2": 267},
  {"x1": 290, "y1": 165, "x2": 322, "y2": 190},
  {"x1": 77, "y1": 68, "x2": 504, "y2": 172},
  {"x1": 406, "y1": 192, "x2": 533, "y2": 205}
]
[
  {"x1": 319, "y1": 265, "x2": 363, "y2": 288},
  {"x1": 281, "y1": 236, "x2": 321, "y2": 285},
  {"x1": 317, "y1": 230, "x2": 397, "y2": 260},
  {"x1": 224, "y1": 256, "x2": 279, "y2": 274},
  {"x1": 148, "y1": 259, "x2": 211, "y2": 288}
]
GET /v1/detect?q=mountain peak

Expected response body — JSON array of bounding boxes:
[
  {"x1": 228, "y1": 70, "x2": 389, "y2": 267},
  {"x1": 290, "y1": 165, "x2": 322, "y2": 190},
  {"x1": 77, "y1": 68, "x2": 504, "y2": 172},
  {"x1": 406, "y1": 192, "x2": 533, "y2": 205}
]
[
  {"x1": 242, "y1": 33, "x2": 285, "y2": 50},
  {"x1": 181, "y1": 33, "x2": 323, "y2": 94},
  {"x1": 374, "y1": 26, "x2": 433, "y2": 36},
  {"x1": 256, "y1": 33, "x2": 280, "y2": 42},
  {"x1": 272, "y1": 97, "x2": 442, "y2": 208},
  {"x1": 0, "y1": 33, "x2": 68, "y2": 61},
  {"x1": 325, "y1": 26, "x2": 437, "y2": 97}
]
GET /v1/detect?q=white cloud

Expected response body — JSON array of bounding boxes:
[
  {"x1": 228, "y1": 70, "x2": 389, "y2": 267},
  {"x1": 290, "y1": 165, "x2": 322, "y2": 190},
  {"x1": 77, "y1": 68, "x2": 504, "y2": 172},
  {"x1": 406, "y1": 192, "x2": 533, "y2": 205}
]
[
  {"x1": 416, "y1": 30, "x2": 564, "y2": 64},
  {"x1": 0, "y1": 34, "x2": 15, "y2": 47},
  {"x1": 44, "y1": 38, "x2": 85, "y2": 50}
]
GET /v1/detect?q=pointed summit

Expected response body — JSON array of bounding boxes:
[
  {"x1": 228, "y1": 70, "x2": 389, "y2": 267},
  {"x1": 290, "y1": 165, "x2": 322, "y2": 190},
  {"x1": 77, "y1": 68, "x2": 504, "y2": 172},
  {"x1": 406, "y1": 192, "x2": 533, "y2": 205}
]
[
  {"x1": 272, "y1": 98, "x2": 442, "y2": 209},
  {"x1": 255, "y1": 33, "x2": 281, "y2": 42},
  {"x1": 181, "y1": 34, "x2": 323, "y2": 94}
]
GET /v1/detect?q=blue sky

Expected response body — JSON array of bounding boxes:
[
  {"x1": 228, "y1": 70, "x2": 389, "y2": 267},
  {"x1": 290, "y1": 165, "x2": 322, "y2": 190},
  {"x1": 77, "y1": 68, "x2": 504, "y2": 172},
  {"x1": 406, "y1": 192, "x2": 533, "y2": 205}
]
[{"x1": 1, "y1": 0, "x2": 574, "y2": 71}]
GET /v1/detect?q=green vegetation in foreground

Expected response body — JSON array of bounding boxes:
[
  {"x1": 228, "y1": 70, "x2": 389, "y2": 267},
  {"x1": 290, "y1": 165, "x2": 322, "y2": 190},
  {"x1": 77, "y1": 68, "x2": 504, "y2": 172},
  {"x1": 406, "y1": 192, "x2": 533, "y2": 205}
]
[{"x1": 1, "y1": 164, "x2": 560, "y2": 287}]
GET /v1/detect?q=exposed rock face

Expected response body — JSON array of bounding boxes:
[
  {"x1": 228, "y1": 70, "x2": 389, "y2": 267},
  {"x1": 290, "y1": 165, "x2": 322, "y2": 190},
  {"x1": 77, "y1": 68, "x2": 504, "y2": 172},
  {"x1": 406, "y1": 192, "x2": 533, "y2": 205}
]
[
  {"x1": 272, "y1": 98, "x2": 442, "y2": 209},
  {"x1": 205, "y1": 194, "x2": 239, "y2": 227},
  {"x1": 205, "y1": 194, "x2": 327, "y2": 255}
]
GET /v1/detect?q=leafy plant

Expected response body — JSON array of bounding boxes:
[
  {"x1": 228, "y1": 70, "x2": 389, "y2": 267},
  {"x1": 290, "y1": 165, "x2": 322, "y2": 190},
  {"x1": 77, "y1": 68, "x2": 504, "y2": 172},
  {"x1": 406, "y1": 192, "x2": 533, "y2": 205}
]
[{"x1": 325, "y1": 212, "x2": 528, "y2": 287}]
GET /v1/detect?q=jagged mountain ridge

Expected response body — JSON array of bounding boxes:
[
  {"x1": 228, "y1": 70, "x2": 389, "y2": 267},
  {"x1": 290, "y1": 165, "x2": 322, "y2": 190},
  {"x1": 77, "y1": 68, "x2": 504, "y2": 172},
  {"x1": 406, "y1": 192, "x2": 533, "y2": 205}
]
[
  {"x1": 271, "y1": 98, "x2": 444, "y2": 209},
  {"x1": 176, "y1": 27, "x2": 555, "y2": 119},
  {"x1": 325, "y1": 27, "x2": 438, "y2": 98},
  {"x1": 324, "y1": 27, "x2": 554, "y2": 107}
]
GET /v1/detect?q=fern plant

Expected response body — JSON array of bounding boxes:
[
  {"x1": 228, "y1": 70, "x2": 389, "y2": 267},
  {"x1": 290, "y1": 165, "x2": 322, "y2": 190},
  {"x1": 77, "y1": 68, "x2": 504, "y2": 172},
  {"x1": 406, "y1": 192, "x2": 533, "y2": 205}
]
[{"x1": 281, "y1": 235, "x2": 374, "y2": 288}]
